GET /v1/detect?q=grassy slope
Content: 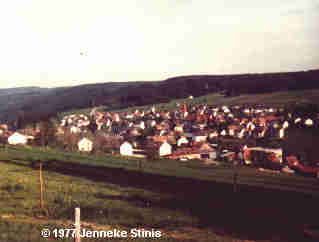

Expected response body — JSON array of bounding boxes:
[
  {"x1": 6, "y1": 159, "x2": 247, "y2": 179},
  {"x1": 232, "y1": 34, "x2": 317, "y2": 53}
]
[
  {"x1": 0, "y1": 148, "x2": 250, "y2": 242},
  {"x1": 0, "y1": 145, "x2": 318, "y2": 241},
  {"x1": 1, "y1": 145, "x2": 318, "y2": 196},
  {"x1": 0, "y1": 161, "x2": 195, "y2": 242}
]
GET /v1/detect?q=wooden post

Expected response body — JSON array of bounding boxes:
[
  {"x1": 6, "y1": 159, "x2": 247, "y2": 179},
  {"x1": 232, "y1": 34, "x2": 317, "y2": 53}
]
[
  {"x1": 233, "y1": 158, "x2": 239, "y2": 193},
  {"x1": 74, "y1": 207, "x2": 81, "y2": 242},
  {"x1": 233, "y1": 170, "x2": 238, "y2": 193},
  {"x1": 39, "y1": 161, "x2": 44, "y2": 209}
]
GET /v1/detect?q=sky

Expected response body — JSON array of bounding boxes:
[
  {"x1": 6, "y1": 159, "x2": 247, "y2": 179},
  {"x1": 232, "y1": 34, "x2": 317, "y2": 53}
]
[{"x1": 0, "y1": 0, "x2": 318, "y2": 88}]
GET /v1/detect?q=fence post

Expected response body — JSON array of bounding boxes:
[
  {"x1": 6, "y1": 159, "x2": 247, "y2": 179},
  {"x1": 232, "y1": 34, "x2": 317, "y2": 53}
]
[
  {"x1": 233, "y1": 168, "x2": 237, "y2": 193},
  {"x1": 74, "y1": 207, "x2": 81, "y2": 242},
  {"x1": 39, "y1": 161, "x2": 44, "y2": 209},
  {"x1": 233, "y1": 159, "x2": 239, "y2": 193}
]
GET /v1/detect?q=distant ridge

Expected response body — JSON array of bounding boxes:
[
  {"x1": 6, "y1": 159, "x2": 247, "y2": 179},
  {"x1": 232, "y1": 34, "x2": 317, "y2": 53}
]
[{"x1": 0, "y1": 69, "x2": 318, "y2": 125}]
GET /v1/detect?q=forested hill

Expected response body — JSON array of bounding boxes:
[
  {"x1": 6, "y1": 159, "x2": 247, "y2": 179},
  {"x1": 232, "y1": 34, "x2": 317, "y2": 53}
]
[{"x1": 1, "y1": 69, "x2": 319, "y2": 125}]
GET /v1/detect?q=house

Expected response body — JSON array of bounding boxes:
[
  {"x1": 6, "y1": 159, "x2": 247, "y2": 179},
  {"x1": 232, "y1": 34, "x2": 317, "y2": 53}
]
[
  {"x1": 129, "y1": 128, "x2": 141, "y2": 136},
  {"x1": 199, "y1": 142, "x2": 215, "y2": 152},
  {"x1": 169, "y1": 148, "x2": 201, "y2": 160},
  {"x1": 194, "y1": 132, "x2": 207, "y2": 142},
  {"x1": 120, "y1": 142, "x2": 133, "y2": 156},
  {"x1": 279, "y1": 128, "x2": 285, "y2": 139},
  {"x1": 150, "y1": 120, "x2": 157, "y2": 127},
  {"x1": 77, "y1": 137, "x2": 93, "y2": 152},
  {"x1": 243, "y1": 147, "x2": 283, "y2": 166},
  {"x1": 151, "y1": 135, "x2": 168, "y2": 143},
  {"x1": 0, "y1": 124, "x2": 8, "y2": 131},
  {"x1": 8, "y1": 132, "x2": 33, "y2": 145},
  {"x1": 174, "y1": 125, "x2": 184, "y2": 133},
  {"x1": 139, "y1": 121, "x2": 145, "y2": 130},
  {"x1": 228, "y1": 125, "x2": 238, "y2": 136},
  {"x1": 70, "y1": 126, "x2": 81, "y2": 134},
  {"x1": 159, "y1": 141, "x2": 172, "y2": 157},
  {"x1": 209, "y1": 131, "x2": 218, "y2": 139},
  {"x1": 199, "y1": 143, "x2": 216, "y2": 159},
  {"x1": 283, "y1": 121, "x2": 289, "y2": 129},
  {"x1": 177, "y1": 136, "x2": 189, "y2": 147},
  {"x1": 294, "y1": 117, "x2": 301, "y2": 124},
  {"x1": 56, "y1": 127, "x2": 65, "y2": 135},
  {"x1": 305, "y1": 118, "x2": 313, "y2": 126}
]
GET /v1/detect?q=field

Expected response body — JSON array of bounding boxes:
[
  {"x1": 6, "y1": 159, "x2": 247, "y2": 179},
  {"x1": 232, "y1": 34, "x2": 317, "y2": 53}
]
[{"x1": 0, "y1": 145, "x2": 318, "y2": 242}]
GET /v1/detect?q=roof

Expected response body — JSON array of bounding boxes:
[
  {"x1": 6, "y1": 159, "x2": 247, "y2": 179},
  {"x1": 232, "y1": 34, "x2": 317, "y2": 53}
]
[{"x1": 78, "y1": 137, "x2": 93, "y2": 144}]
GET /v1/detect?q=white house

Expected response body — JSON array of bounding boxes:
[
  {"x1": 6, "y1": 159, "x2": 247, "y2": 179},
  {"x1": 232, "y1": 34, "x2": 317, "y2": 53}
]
[
  {"x1": 96, "y1": 120, "x2": 104, "y2": 130},
  {"x1": 120, "y1": 142, "x2": 133, "y2": 156},
  {"x1": 159, "y1": 141, "x2": 172, "y2": 157},
  {"x1": 139, "y1": 121, "x2": 145, "y2": 130},
  {"x1": 294, "y1": 117, "x2": 301, "y2": 124},
  {"x1": 70, "y1": 126, "x2": 81, "y2": 134},
  {"x1": 194, "y1": 135, "x2": 207, "y2": 142},
  {"x1": 244, "y1": 147, "x2": 283, "y2": 164},
  {"x1": 114, "y1": 115, "x2": 120, "y2": 122},
  {"x1": 279, "y1": 128, "x2": 285, "y2": 139},
  {"x1": 177, "y1": 136, "x2": 189, "y2": 147},
  {"x1": 220, "y1": 130, "x2": 227, "y2": 136},
  {"x1": 77, "y1": 137, "x2": 93, "y2": 152},
  {"x1": 151, "y1": 120, "x2": 157, "y2": 127},
  {"x1": 228, "y1": 128, "x2": 235, "y2": 136},
  {"x1": 238, "y1": 129, "x2": 245, "y2": 139},
  {"x1": 174, "y1": 126, "x2": 184, "y2": 133},
  {"x1": 209, "y1": 131, "x2": 218, "y2": 139},
  {"x1": 8, "y1": 132, "x2": 33, "y2": 145},
  {"x1": 126, "y1": 114, "x2": 134, "y2": 119},
  {"x1": 283, "y1": 121, "x2": 289, "y2": 129},
  {"x1": 305, "y1": 118, "x2": 313, "y2": 126}
]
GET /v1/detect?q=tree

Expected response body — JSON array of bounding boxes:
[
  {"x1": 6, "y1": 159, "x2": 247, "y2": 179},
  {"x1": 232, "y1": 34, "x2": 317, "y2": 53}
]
[
  {"x1": 35, "y1": 119, "x2": 57, "y2": 147},
  {"x1": 15, "y1": 110, "x2": 26, "y2": 130}
]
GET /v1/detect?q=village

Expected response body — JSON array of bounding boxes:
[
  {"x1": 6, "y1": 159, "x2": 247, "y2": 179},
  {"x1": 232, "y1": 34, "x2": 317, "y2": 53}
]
[{"x1": 1, "y1": 99, "x2": 319, "y2": 178}]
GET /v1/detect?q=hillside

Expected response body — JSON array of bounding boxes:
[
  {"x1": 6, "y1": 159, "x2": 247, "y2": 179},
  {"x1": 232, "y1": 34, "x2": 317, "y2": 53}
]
[
  {"x1": 1, "y1": 69, "x2": 319, "y2": 126},
  {"x1": 0, "y1": 145, "x2": 318, "y2": 241},
  {"x1": 0, "y1": 87, "x2": 55, "y2": 123},
  {"x1": 61, "y1": 89, "x2": 319, "y2": 118}
]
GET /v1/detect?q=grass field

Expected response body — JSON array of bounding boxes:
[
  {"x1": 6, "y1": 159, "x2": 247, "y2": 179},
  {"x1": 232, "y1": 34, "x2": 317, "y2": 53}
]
[{"x1": 0, "y1": 145, "x2": 318, "y2": 241}]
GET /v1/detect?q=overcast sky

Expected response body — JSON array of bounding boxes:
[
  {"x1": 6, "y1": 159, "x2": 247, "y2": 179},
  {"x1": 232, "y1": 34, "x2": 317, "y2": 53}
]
[{"x1": 0, "y1": 0, "x2": 318, "y2": 88}]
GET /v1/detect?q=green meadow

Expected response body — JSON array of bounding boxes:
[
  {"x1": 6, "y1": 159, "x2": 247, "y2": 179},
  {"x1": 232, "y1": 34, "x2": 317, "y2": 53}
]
[{"x1": 0, "y1": 145, "x2": 318, "y2": 241}]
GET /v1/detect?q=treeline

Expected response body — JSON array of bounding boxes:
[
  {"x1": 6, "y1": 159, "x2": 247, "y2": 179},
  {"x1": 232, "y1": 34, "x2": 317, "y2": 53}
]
[
  {"x1": 2, "y1": 69, "x2": 319, "y2": 126},
  {"x1": 161, "y1": 69, "x2": 319, "y2": 97}
]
